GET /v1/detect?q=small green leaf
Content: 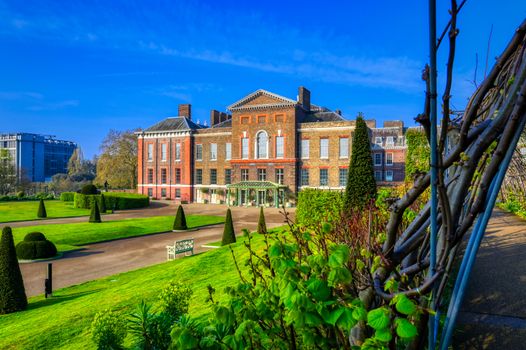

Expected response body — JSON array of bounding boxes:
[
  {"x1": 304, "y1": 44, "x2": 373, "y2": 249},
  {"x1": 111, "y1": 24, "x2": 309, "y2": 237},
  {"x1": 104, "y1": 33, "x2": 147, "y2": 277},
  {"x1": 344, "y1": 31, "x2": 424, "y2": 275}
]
[
  {"x1": 395, "y1": 318, "x2": 418, "y2": 339},
  {"x1": 367, "y1": 308, "x2": 390, "y2": 330},
  {"x1": 336, "y1": 308, "x2": 357, "y2": 329},
  {"x1": 268, "y1": 243, "x2": 281, "y2": 257},
  {"x1": 307, "y1": 279, "x2": 331, "y2": 301},
  {"x1": 326, "y1": 308, "x2": 345, "y2": 325},
  {"x1": 395, "y1": 294, "x2": 417, "y2": 315},
  {"x1": 375, "y1": 328, "x2": 392, "y2": 342},
  {"x1": 352, "y1": 306, "x2": 367, "y2": 321},
  {"x1": 328, "y1": 245, "x2": 350, "y2": 268}
]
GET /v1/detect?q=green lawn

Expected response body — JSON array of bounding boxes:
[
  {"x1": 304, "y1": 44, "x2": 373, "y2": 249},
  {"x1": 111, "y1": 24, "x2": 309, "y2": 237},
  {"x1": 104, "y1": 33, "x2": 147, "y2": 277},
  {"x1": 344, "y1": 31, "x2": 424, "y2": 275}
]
[
  {"x1": 0, "y1": 232, "x2": 271, "y2": 350},
  {"x1": 0, "y1": 200, "x2": 92, "y2": 223},
  {"x1": 12, "y1": 215, "x2": 225, "y2": 252}
]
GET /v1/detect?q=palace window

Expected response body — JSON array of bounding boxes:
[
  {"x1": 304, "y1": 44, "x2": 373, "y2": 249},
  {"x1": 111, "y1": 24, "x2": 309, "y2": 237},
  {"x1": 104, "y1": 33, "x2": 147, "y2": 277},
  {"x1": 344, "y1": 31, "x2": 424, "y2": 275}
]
[
  {"x1": 339, "y1": 168, "x2": 348, "y2": 187},
  {"x1": 258, "y1": 168, "x2": 267, "y2": 181},
  {"x1": 301, "y1": 139, "x2": 310, "y2": 159},
  {"x1": 175, "y1": 143, "x2": 181, "y2": 160},
  {"x1": 210, "y1": 169, "x2": 217, "y2": 185},
  {"x1": 386, "y1": 153, "x2": 393, "y2": 166},
  {"x1": 320, "y1": 169, "x2": 329, "y2": 186},
  {"x1": 242, "y1": 138, "x2": 249, "y2": 159},
  {"x1": 241, "y1": 168, "x2": 249, "y2": 181},
  {"x1": 385, "y1": 170, "x2": 394, "y2": 182},
  {"x1": 320, "y1": 138, "x2": 329, "y2": 159},
  {"x1": 374, "y1": 153, "x2": 382, "y2": 166},
  {"x1": 375, "y1": 137, "x2": 383, "y2": 146},
  {"x1": 256, "y1": 131, "x2": 268, "y2": 159},
  {"x1": 161, "y1": 144, "x2": 167, "y2": 161},
  {"x1": 196, "y1": 169, "x2": 202, "y2": 184},
  {"x1": 276, "y1": 136, "x2": 284, "y2": 158},
  {"x1": 147, "y1": 169, "x2": 153, "y2": 184},
  {"x1": 386, "y1": 136, "x2": 394, "y2": 146},
  {"x1": 175, "y1": 189, "x2": 181, "y2": 198},
  {"x1": 161, "y1": 188, "x2": 167, "y2": 197},
  {"x1": 375, "y1": 171, "x2": 383, "y2": 181},
  {"x1": 339, "y1": 138, "x2": 349, "y2": 158},
  {"x1": 175, "y1": 168, "x2": 181, "y2": 184},
  {"x1": 225, "y1": 169, "x2": 232, "y2": 184},
  {"x1": 275, "y1": 168, "x2": 284, "y2": 184},
  {"x1": 195, "y1": 144, "x2": 203, "y2": 161},
  {"x1": 225, "y1": 143, "x2": 231, "y2": 160},
  {"x1": 147, "y1": 144, "x2": 153, "y2": 161},
  {"x1": 300, "y1": 168, "x2": 309, "y2": 186},
  {"x1": 210, "y1": 143, "x2": 217, "y2": 160},
  {"x1": 161, "y1": 168, "x2": 167, "y2": 184}
]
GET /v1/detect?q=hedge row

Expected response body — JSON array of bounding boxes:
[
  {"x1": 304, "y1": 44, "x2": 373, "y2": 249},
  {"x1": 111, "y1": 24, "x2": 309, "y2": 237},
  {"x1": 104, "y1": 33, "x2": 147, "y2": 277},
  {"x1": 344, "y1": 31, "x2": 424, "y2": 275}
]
[
  {"x1": 60, "y1": 192, "x2": 76, "y2": 202},
  {"x1": 296, "y1": 189, "x2": 344, "y2": 229},
  {"x1": 73, "y1": 192, "x2": 150, "y2": 210},
  {"x1": 0, "y1": 193, "x2": 55, "y2": 202}
]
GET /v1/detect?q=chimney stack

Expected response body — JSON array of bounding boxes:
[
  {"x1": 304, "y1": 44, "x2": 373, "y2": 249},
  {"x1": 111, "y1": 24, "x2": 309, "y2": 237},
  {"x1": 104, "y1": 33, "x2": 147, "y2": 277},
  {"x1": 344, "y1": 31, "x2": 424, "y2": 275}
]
[
  {"x1": 210, "y1": 110, "x2": 221, "y2": 126},
  {"x1": 178, "y1": 104, "x2": 191, "y2": 119},
  {"x1": 298, "y1": 86, "x2": 311, "y2": 111},
  {"x1": 335, "y1": 109, "x2": 342, "y2": 116}
]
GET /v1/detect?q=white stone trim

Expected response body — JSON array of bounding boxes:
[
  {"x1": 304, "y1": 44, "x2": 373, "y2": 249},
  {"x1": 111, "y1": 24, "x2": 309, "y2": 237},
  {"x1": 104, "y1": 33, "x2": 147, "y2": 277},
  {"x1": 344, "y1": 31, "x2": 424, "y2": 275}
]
[
  {"x1": 298, "y1": 126, "x2": 355, "y2": 132},
  {"x1": 138, "y1": 184, "x2": 193, "y2": 188},
  {"x1": 194, "y1": 132, "x2": 232, "y2": 137},
  {"x1": 139, "y1": 131, "x2": 191, "y2": 139}
]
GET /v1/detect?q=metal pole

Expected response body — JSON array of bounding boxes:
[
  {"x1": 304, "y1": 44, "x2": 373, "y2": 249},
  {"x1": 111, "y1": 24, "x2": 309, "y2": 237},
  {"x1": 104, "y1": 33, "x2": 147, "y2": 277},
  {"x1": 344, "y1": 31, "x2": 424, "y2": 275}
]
[
  {"x1": 440, "y1": 115, "x2": 526, "y2": 349},
  {"x1": 45, "y1": 263, "x2": 52, "y2": 298},
  {"x1": 428, "y1": 0, "x2": 439, "y2": 348}
]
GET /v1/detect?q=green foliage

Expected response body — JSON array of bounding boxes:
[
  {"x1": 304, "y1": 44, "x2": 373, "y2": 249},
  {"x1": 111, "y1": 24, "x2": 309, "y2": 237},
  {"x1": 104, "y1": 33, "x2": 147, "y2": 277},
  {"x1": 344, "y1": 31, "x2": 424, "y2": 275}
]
[
  {"x1": 344, "y1": 116, "x2": 377, "y2": 211},
  {"x1": 37, "y1": 199, "x2": 47, "y2": 218},
  {"x1": 173, "y1": 205, "x2": 188, "y2": 231},
  {"x1": 497, "y1": 197, "x2": 526, "y2": 219},
  {"x1": 128, "y1": 300, "x2": 173, "y2": 350},
  {"x1": 221, "y1": 209, "x2": 236, "y2": 245},
  {"x1": 74, "y1": 192, "x2": 149, "y2": 210},
  {"x1": 405, "y1": 128, "x2": 430, "y2": 181},
  {"x1": 60, "y1": 192, "x2": 76, "y2": 202},
  {"x1": 0, "y1": 227, "x2": 27, "y2": 314},
  {"x1": 90, "y1": 201, "x2": 102, "y2": 223},
  {"x1": 99, "y1": 193, "x2": 107, "y2": 214},
  {"x1": 16, "y1": 232, "x2": 57, "y2": 259},
  {"x1": 23, "y1": 232, "x2": 46, "y2": 242},
  {"x1": 81, "y1": 184, "x2": 99, "y2": 195},
  {"x1": 296, "y1": 189, "x2": 343, "y2": 228},
  {"x1": 257, "y1": 207, "x2": 267, "y2": 235},
  {"x1": 158, "y1": 281, "x2": 193, "y2": 320},
  {"x1": 91, "y1": 309, "x2": 127, "y2": 350}
]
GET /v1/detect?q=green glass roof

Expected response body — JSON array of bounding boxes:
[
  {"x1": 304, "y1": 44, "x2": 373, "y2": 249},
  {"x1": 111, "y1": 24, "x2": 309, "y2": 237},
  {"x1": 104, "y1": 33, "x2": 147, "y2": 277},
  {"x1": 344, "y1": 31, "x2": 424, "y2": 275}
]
[{"x1": 227, "y1": 181, "x2": 286, "y2": 189}]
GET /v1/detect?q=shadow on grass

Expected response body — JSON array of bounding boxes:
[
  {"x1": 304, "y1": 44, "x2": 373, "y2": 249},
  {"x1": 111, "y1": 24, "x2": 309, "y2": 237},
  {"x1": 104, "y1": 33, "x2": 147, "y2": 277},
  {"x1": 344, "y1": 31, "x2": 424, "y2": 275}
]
[{"x1": 28, "y1": 289, "x2": 102, "y2": 310}]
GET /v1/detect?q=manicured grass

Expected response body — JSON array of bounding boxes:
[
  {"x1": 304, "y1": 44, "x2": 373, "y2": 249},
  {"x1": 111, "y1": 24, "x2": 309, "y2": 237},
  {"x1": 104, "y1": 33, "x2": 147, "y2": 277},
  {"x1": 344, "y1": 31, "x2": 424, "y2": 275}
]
[
  {"x1": 0, "y1": 200, "x2": 92, "y2": 223},
  {"x1": 12, "y1": 215, "x2": 225, "y2": 252},
  {"x1": 0, "y1": 231, "x2": 274, "y2": 350}
]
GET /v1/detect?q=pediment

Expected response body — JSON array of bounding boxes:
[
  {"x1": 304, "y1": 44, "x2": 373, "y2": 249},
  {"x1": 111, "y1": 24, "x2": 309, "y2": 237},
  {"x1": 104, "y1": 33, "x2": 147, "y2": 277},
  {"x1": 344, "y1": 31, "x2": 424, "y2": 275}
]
[{"x1": 228, "y1": 89, "x2": 297, "y2": 111}]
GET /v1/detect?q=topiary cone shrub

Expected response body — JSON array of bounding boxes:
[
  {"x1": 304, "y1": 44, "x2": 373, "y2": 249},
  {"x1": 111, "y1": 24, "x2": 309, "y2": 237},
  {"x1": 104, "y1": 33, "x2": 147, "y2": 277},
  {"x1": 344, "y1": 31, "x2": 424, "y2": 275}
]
[
  {"x1": 257, "y1": 206, "x2": 267, "y2": 235},
  {"x1": 0, "y1": 226, "x2": 27, "y2": 314},
  {"x1": 173, "y1": 205, "x2": 188, "y2": 231},
  {"x1": 221, "y1": 209, "x2": 236, "y2": 246},
  {"x1": 15, "y1": 232, "x2": 57, "y2": 260},
  {"x1": 37, "y1": 199, "x2": 47, "y2": 218},
  {"x1": 99, "y1": 193, "x2": 107, "y2": 214},
  {"x1": 89, "y1": 201, "x2": 102, "y2": 223}
]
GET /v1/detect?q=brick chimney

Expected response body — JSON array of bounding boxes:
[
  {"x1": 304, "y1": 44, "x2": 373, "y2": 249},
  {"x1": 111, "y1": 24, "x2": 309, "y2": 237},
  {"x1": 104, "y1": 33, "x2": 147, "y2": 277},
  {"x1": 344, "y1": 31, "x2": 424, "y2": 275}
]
[
  {"x1": 335, "y1": 109, "x2": 342, "y2": 116},
  {"x1": 298, "y1": 86, "x2": 311, "y2": 111},
  {"x1": 178, "y1": 104, "x2": 191, "y2": 119},
  {"x1": 210, "y1": 110, "x2": 221, "y2": 126}
]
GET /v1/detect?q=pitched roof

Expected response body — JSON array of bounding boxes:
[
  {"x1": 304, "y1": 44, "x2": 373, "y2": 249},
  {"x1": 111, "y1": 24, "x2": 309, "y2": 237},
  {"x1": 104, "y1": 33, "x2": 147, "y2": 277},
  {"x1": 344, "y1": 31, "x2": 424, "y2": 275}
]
[
  {"x1": 211, "y1": 118, "x2": 232, "y2": 128},
  {"x1": 301, "y1": 111, "x2": 345, "y2": 123},
  {"x1": 144, "y1": 117, "x2": 204, "y2": 132},
  {"x1": 227, "y1": 89, "x2": 297, "y2": 111}
]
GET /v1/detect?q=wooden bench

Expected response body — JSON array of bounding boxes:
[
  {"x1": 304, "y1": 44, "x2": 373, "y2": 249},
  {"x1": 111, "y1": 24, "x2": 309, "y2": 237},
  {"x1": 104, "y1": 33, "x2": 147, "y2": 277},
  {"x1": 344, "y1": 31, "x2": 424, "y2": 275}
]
[{"x1": 166, "y1": 239, "x2": 194, "y2": 260}]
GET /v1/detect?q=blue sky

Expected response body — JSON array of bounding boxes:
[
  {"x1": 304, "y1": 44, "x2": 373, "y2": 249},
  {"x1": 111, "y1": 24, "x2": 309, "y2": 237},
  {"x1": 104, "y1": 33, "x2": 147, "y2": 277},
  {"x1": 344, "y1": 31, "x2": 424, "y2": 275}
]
[{"x1": 1, "y1": 1, "x2": 525, "y2": 158}]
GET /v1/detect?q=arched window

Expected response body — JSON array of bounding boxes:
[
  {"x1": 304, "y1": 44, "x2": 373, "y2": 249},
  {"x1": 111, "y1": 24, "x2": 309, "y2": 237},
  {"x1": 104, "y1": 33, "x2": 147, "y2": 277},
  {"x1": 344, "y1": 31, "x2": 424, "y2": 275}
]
[{"x1": 256, "y1": 131, "x2": 268, "y2": 159}]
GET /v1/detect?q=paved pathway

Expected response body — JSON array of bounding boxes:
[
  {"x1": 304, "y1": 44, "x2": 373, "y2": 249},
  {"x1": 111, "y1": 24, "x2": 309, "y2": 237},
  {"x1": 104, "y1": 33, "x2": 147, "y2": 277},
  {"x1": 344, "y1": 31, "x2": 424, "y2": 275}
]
[
  {"x1": 18, "y1": 203, "x2": 294, "y2": 297},
  {"x1": 453, "y1": 210, "x2": 526, "y2": 349}
]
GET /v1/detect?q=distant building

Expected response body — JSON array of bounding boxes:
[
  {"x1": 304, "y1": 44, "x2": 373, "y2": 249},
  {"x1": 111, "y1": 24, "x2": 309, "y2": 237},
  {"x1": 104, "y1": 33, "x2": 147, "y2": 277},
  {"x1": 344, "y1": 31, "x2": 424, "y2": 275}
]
[
  {"x1": 137, "y1": 87, "x2": 407, "y2": 206},
  {"x1": 0, "y1": 133, "x2": 77, "y2": 182}
]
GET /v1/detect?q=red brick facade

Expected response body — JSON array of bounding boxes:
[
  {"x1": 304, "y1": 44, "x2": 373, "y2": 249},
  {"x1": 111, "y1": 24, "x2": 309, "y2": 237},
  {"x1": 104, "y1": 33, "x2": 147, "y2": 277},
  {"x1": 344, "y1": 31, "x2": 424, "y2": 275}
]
[{"x1": 137, "y1": 87, "x2": 407, "y2": 205}]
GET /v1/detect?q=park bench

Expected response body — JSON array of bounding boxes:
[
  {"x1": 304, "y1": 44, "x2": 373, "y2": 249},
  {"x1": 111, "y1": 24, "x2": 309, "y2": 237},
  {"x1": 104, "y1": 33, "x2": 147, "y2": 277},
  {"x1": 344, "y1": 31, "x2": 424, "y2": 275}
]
[{"x1": 166, "y1": 239, "x2": 194, "y2": 260}]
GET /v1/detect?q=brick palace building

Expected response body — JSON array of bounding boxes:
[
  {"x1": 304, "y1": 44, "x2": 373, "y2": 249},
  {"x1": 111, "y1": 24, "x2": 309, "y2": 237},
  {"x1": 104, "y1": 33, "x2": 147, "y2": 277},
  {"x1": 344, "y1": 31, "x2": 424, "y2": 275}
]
[{"x1": 137, "y1": 87, "x2": 407, "y2": 206}]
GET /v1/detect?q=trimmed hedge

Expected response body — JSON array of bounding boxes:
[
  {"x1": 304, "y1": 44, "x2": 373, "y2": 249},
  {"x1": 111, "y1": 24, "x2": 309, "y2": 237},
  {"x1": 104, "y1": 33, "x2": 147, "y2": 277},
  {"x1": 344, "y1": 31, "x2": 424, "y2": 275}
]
[
  {"x1": 0, "y1": 193, "x2": 55, "y2": 202},
  {"x1": 173, "y1": 205, "x2": 188, "y2": 230},
  {"x1": 15, "y1": 232, "x2": 57, "y2": 260},
  {"x1": 0, "y1": 227, "x2": 27, "y2": 313},
  {"x1": 37, "y1": 199, "x2": 47, "y2": 218},
  {"x1": 73, "y1": 192, "x2": 149, "y2": 210},
  {"x1": 81, "y1": 184, "x2": 99, "y2": 195},
  {"x1": 221, "y1": 209, "x2": 236, "y2": 246},
  {"x1": 296, "y1": 189, "x2": 344, "y2": 229},
  {"x1": 60, "y1": 192, "x2": 76, "y2": 202}
]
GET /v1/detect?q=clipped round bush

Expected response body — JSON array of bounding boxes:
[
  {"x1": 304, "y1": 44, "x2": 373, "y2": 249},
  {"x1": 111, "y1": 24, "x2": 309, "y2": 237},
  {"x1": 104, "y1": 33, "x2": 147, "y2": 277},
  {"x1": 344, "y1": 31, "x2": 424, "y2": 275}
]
[
  {"x1": 23, "y1": 232, "x2": 46, "y2": 242},
  {"x1": 81, "y1": 184, "x2": 99, "y2": 195},
  {"x1": 16, "y1": 232, "x2": 57, "y2": 260},
  {"x1": 16, "y1": 191, "x2": 25, "y2": 199}
]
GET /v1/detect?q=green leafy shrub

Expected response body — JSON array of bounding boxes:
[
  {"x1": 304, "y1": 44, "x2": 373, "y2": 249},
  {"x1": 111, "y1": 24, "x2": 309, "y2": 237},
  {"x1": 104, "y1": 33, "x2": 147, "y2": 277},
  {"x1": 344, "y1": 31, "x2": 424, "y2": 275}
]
[
  {"x1": 99, "y1": 193, "x2": 107, "y2": 214},
  {"x1": 91, "y1": 309, "x2": 127, "y2": 350},
  {"x1": 221, "y1": 209, "x2": 236, "y2": 245},
  {"x1": 158, "y1": 281, "x2": 193, "y2": 320},
  {"x1": 173, "y1": 205, "x2": 188, "y2": 231},
  {"x1": 74, "y1": 192, "x2": 149, "y2": 210},
  {"x1": 37, "y1": 199, "x2": 47, "y2": 218},
  {"x1": 81, "y1": 184, "x2": 99, "y2": 195},
  {"x1": 16, "y1": 191, "x2": 25, "y2": 199},
  {"x1": 0, "y1": 227, "x2": 27, "y2": 314},
  {"x1": 296, "y1": 189, "x2": 344, "y2": 228},
  {"x1": 60, "y1": 192, "x2": 76, "y2": 202},
  {"x1": 90, "y1": 201, "x2": 102, "y2": 223},
  {"x1": 405, "y1": 128, "x2": 430, "y2": 181},
  {"x1": 128, "y1": 301, "x2": 172, "y2": 350},
  {"x1": 257, "y1": 206, "x2": 267, "y2": 235},
  {"x1": 16, "y1": 232, "x2": 57, "y2": 260}
]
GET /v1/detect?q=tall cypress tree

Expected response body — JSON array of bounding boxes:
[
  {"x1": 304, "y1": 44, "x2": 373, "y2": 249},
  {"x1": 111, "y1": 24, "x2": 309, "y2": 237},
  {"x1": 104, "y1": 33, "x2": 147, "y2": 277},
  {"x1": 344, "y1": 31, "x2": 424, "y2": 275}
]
[
  {"x1": 257, "y1": 207, "x2": 267, "y2": 235},
  {"x1": 221, "y1": 209, "x2": 236, "y2": 245},
  {"x1": 0, "y1": 226, "x2": 28, "y2": 314},
  {"x1": 173, "y1": 205, "x2": 188, "y2": 231},
  {"x1": 89, "y1": 201, "x2": 102, "y2": 223},
  {"x1": 99, "y1": 193, "x2": 107, "y2": 214},
  {"x1": 37, "y1": 199, "x2": 47, "y2": 218},
  {"x1": 344, "y1": 115, "x2": 377, "y2": 211}
]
